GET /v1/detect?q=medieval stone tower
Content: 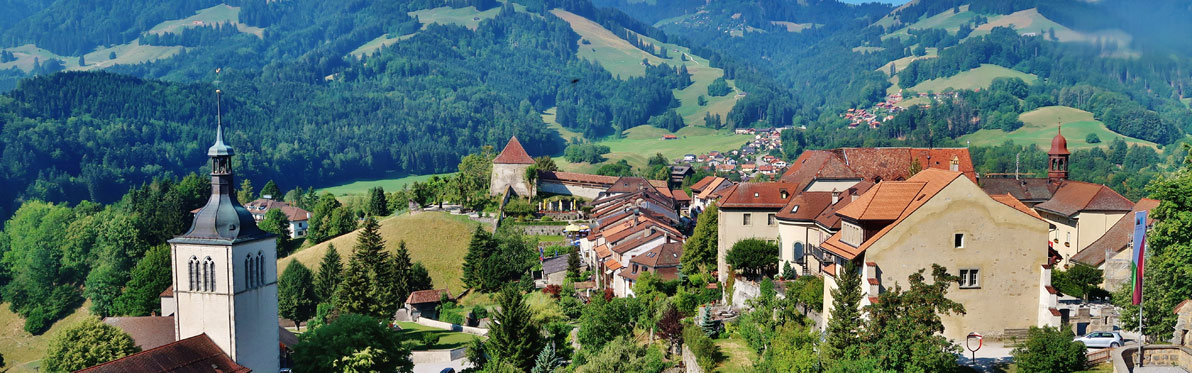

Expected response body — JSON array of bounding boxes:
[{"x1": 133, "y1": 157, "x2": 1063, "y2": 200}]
[
  {"x1": 167, "y1": 91, "x2": 280, "y2": 372},
  {"x1": 490, "y1": 136, "x2": 536, "y2": 197}
]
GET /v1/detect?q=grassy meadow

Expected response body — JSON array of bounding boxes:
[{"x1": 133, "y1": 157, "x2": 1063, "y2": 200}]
[
  {"x1": 555, "y1": 126, "x2": 750, "y2": 173},
  {"x1": 0, "y1": 302, "x2": 92, "y2": 372},
  {"x1": 958, "y1": 106, "x2": 1158, "y2": 150},
  {"x1": 908, "y1": 64, "x2": 1038, "y2": 92},
  {"x1": 279, "y1": 212, "x2": 487, "y2": 292},
  {"x1": 395, "y1": 321, "x2": 479, "y2": 350},
  {"x1": 317, "y1": 173, "x2": 454, "y2": 196}
]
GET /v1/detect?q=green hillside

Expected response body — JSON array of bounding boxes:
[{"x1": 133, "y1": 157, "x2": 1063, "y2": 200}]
[
  {"x1": 958, "y1": 106, "x2": 1158, "y2": 150},
  {"x1": 908, "y1": 64, "x2": 1037, "y2": 92}
]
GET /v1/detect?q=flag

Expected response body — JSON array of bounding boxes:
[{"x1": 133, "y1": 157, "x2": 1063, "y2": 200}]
[
  {"x1": 539, "y1": 247, "x2": 544, "y2": 262},
  {"x1": 1131, "y1": 210, "x2": 1147, "y2": 305}
]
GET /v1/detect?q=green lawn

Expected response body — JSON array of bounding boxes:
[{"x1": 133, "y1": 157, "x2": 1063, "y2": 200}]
[
  {"x1": 394, "y1": 321, "x2": 480, "y2": 350},
  {"x1": 884, "y1": 5, "x2": 985, "y2": 39},
  {"x1": 317, "y1": 173, "x2": 454, "y2": 196},
  {"x1": 958, "y1": 106, "x2": 1158, "y2": 150},
  {"x1": 713, "y1": 334, "x2": 756, "y2": 372},
  {"x1": 909, "y1": 64, "x2": 1038, "y2": 92}
]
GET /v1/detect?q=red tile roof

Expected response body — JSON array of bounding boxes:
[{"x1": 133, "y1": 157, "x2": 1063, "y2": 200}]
[
  {"x1": 696, "y1": 178, "x2": 732, "y2": 200},
  {"x1": 1035, "y1": 180, "x2": 1134, "y2": 217},
  {"x1": 671, "y1": 190, "x2": 691, "y2": 202},
  {"x1": 718, "y1": 182, "x2": 797, "y2": 209},
  {"x1": 102, "y1": 316, "x2": 176, "y2": 351},
  {"x1": 822, "y1": 169, "x2": 962, "y2": 259},
  {"x1": 780, "y1": 148, "x2": 977, "y2": 189},
  {"x1": 159, "y1": 285, "x2": 173, "y2": 298},
  {"x1": 603, "y1": 258, "x2": 624, "y2": 271},
  {"x1": 245, "y1": 199, "x2": 311, "y2": 222},
  {"x1": 77, "y1": 334, "x2": 249, "y2": 373},
  {"x1": 776, "y1": 192, "x2": 834, "y2": 221},
  {"x1": 406, "y1": 289, "x2": 452, "y2": 305},
  {"x1": 1071, "y1": 198, "x2": 1160, "y2": 266},
  {"x1": 493, "y1": 136, "x2": 535, "y2": 164},
  {"x1": 690, "y1": 176, "x2": 717, "y2": 192},
  {"x1": 990, "y1": 194, "x2": 1043, "y2": 220},
  {"x1": 630, "y1": 242, "x2": 683, "y2": 268},
  {"x1": 538, "y1": 171, "x2": 618, "y2": 186}
]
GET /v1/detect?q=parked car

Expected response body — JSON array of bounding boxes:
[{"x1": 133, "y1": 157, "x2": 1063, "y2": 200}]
[{"x1": 1074, "y1": 331, "x2": 1124, "y2": 348}]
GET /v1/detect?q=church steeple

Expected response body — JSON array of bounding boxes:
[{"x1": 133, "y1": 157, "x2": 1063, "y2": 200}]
[
  {"x1": 172, "y1": 90, "x2": 270, "y2": 244},
  {"x1": 1048, "y1": 126, "x2": 1070, "y2": 183}
]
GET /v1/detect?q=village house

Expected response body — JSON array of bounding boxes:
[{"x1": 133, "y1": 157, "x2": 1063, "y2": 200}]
[
  {"x1": 617, "y1": 242, "x2": 683, "y2": 297},
  {"x1": 818, "y1": 169, "x2": 1059, "y2": 341},
  {"x1": 981, "y1": 130, "x2": 1135, "y2": 265},
  {"x1": 405, "y1": 289, "x2": 452, "y2": 320},
  {"x1": 776, "y1": 182, "x2": 874, "y2": 277},
  {"x1": 1070, "y1": 198, "x2": 1159, "y2": 291},
  {"x1": 716, "y1": 182, "x2": 797, "y2": 282},
  {"x1": 244, "y1": 198, "x2": 311, "y2": 238},
  {"x1": 688, "y1": 176, "x2": 735, "y2": 216}
]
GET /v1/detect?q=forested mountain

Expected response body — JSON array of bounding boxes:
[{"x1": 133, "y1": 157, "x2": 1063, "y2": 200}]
[{"x1": 0, "y1": 0, "x2": 706, "y2": 219}]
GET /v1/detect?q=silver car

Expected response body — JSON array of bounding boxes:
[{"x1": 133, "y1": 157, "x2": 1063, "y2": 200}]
[{"x1": 1073, "y1": 331, "x2": 1123, "y2": 348}]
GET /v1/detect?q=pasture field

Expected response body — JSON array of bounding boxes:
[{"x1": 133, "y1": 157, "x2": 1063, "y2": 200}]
[
  {"x1": 968, "y1": 8, "x2": 1131, "y2": 48},
  {"x1": 146, "y1": 4, "x2": 264, "y2": 37},
  {"x1": 318, "y1": 173, "x2": 454, "y2": 196},
  {"x1": 884, "y1": 5, "x2": 981, "y2": 39},
  {"x1": 958, "y1": 106, "x2": 1158, "y2": 150},
  {"x1": 280, "y1": 212, "x2": 487, "y2": 292},
  {"x1": 908, "y1": 64, "x2": 1037, "y2": 92},
  {"x1": 556, "y1": 127, "x2": 750, "y2": 173},
  {"x1": 0, "y1": 302, "x2": 92, "y2": 372},
  {"x1": 349, "y1": 32, "x2": 417, "y2": 58},
  {"x1": 550, "y1": 9, "x2": 738, "y2": 126},
  {"x1": 410, "y1": 6, "x2": 504, "y2": 30}
]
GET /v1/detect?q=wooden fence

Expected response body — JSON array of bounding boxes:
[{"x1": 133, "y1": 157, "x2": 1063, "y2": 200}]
[{"x1": 1087, "y1": 347, "x2": 1115, "y2": 365}]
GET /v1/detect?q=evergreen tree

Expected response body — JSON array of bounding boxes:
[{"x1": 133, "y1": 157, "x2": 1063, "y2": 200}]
[
  {"x1": 279, "y1": 261, "x2": 318, "y2": 330},
  {"x1": 259, "y1": 208, "x2": 292, "y2": 252},
  {"x1": 366, "y1": 186, "x2": 389, "y2": 217},
  {"x1": 335, "y1": 259, "x2": 372, "y2": 316},
  {"x1": 530, "y1": 343, "x2": 562, "y2": 373},
  {"x1": 487, "y1": 286, "x2": 544, "y2": 371},
  {"x1": 77, "y1": 55, "x2": 85, "y2": 66},
  {"x1": 315, "y1": 244, "x2": 343, "y2": 303},
  {"x1": 567, "y1": 247, "x2": 581, "y2": 280},
  {"x1": 408, "y1": 262, "x2": 434, "y2": 293},
  {"x1": 260, "y1": 180, "x2": 281, "y2": 199},
  {"x1": 682, "y1": 203, "x2": 718, "y2": 274},
  {"x1": 237, "y1": 179, "x2": 254, "y2": 203},
  {"x1": 390, "y1": 242, "x2": 413, "y2": 306},
  {"x1": 462, "y1": 226, "x2": 494, "y2": 289},
  {"x1": 822, "y1": 262, "x2": 862, "y2": 366}
]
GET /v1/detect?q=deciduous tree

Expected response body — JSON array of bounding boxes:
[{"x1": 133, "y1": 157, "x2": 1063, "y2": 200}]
[
  {"x1": 43, "y1": 316, "x2": 140, "y2": 372},
  {"x1": 1011, "y1": 326, "x2": 1087, "y2": 372},
  {"x1": 279, "y1": 261, "x2": 317, "y2": 329},
  {"x1": 292, "y1": 314, "x2": 412, "y2": 373},
  {"x1": 682, "y1": 203, "x2": 718, "y2": 275}
]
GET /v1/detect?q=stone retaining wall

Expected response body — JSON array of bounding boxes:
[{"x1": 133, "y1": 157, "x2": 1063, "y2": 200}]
[
  {"x1": 682, "y1": 345, "x2": 703, "y2": 373},
  {"x1": 410, "y1": 347, "x2": 468, "y2": 363},
  {"x1": 1115, "y1": 344, "x2": 1192, "y2": 372},
  {"x1": 415, "y1": 317, "x2": 489, "y2": 336}
]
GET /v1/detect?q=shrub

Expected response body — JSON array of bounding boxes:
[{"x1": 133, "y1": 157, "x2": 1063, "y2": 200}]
[
  {"x1": 1011, "y1": 326, "x2": 1087, "y2": 372},
  {"x1": 683, "y1": 324, "x2": 723, "y2": 372},
  {"x1": 1086, "y1": 133, "x2": 1101, "y2": 144}
]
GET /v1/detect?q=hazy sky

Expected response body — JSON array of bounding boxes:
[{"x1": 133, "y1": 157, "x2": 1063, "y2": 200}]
[{"x1": 839, "y1": 0, "x2": 910, "y2": 4}]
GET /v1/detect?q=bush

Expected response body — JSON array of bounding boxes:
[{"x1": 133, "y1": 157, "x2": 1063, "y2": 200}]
[
  {"x1": 1086, "y1": 133, "x2": 1102, "y2": 144},
  {"x1": 726, "y1": 239, "x2": 779, "y2": 278},
  {"x1": 421, "y1": 333, "x2": 441, "y2": 349},
  {"x1": 683, "y1": 324, "x2": 723, "y2": 372},
  {"x1": 1011, "y1": 326, "x2": 1087, "y2": 372}
]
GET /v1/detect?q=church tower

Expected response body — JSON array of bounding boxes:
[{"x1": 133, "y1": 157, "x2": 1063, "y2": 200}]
[
  {"x1": 1048, "y1": 127, "x2": 1070, "y2": 183},
  {"x1": 168, "y1": 90, "x2": 279, "y2": 373}
]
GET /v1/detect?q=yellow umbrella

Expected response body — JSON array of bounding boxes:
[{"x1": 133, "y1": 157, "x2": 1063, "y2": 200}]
[{"x1": 564, "y1": 224, "x2": 580, "y2": 232}]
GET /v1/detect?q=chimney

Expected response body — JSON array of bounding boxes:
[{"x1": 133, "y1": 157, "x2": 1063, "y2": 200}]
[{"x1": 831, "y1": 188, "x2": 840, "y2": 204}]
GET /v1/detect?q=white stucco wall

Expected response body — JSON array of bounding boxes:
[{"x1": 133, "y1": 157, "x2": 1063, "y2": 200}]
[
  {"x1": 171, "y1": 238, "x2": 280, "y2": 373},
  {"x1": 490, "y1": 163, "x2": 533, "y2": 197},
  {"x1": 717, "y1": 208, "x2": 781, "y2": 282},
  {"x1": 804, "y1": 179, "x2": 862, "y2": 192},
  {"x1": 538, "y1": 180, "x2": 604, "y2": 200}
]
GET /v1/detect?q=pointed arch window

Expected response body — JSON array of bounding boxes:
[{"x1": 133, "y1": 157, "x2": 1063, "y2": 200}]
[
  {"x1": 203, "y1": 256, "x2": 216, "y2": 292},
  {"x1": 245, "y1": 254, "x2": 254, "y2": 288},
  {"x1": 256, "y1": 251, "x2": 265, "y2": 286},
  {"x1": 189, "y1": 256, "x2": 199, "y2": 291}
]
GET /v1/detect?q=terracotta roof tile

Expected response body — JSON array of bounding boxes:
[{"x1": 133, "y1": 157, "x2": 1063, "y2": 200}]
[
  {"x1": 159, "y1": 285, "x2": 173, "y2": 298},
  {"x1": 822, "y1": 169, "x2": 962, "y2": 259},
  {"x1": 245, "y1": 199, "x2": 311, "y2": 222},
  {"x1": 1035, "y1": 181, "x2": 1134, "y2": 217},
  {"x1": 718, "y1": 182, "x2": 797, "y2": 209},
  {"x1": 538, "y1": 171, "x2": 618, "y2": 185},
  {"x1": 630, "y1": 242, "x2": 682, "y2": 268},
  {"x1": 990, "y1": 193, "x2": 1043, "y2": 220},
  {"x1": 779, "y1": 148, "x2": 977, "y2": 188},
  {"x1": 594, "y1": 244, "x2": 612, "y2": 259},
  {"x1": 776, "y1": 192, "x2": 834, "y2": 221},
  {"x1": 611, "y1": 231, "x2": 667, "y2": 255},
  {"x1": 603, "y1": 259, "x2": 623, "y2": 271},
  {"x1": 980, "y1": 178, "x2": 1054, "y2": 202},
  {"x1": 77, "y1": 334, "x2": 249, "y2": 373},
  {"x1": 102, "y1": 316, "x2": 176, "y2": 350},
  {"x1": 672, "y1": 190, "x2": 691, "y2": 202},
  {"x1": 493, "y1": 136, "x2": 535, "y2": 164},
  {"x1": 1071, "y1": 198, "x2": 1159, "y2": 266},
  {"x1": 697, "y1": 178, "x2": 732, "y2": 200},
  {"x1": 406, "y1": 289, "x2": 451, "y2": 305},
  {"x1": 690, "y1": 176, "x2": 717, "y2": 192}
]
